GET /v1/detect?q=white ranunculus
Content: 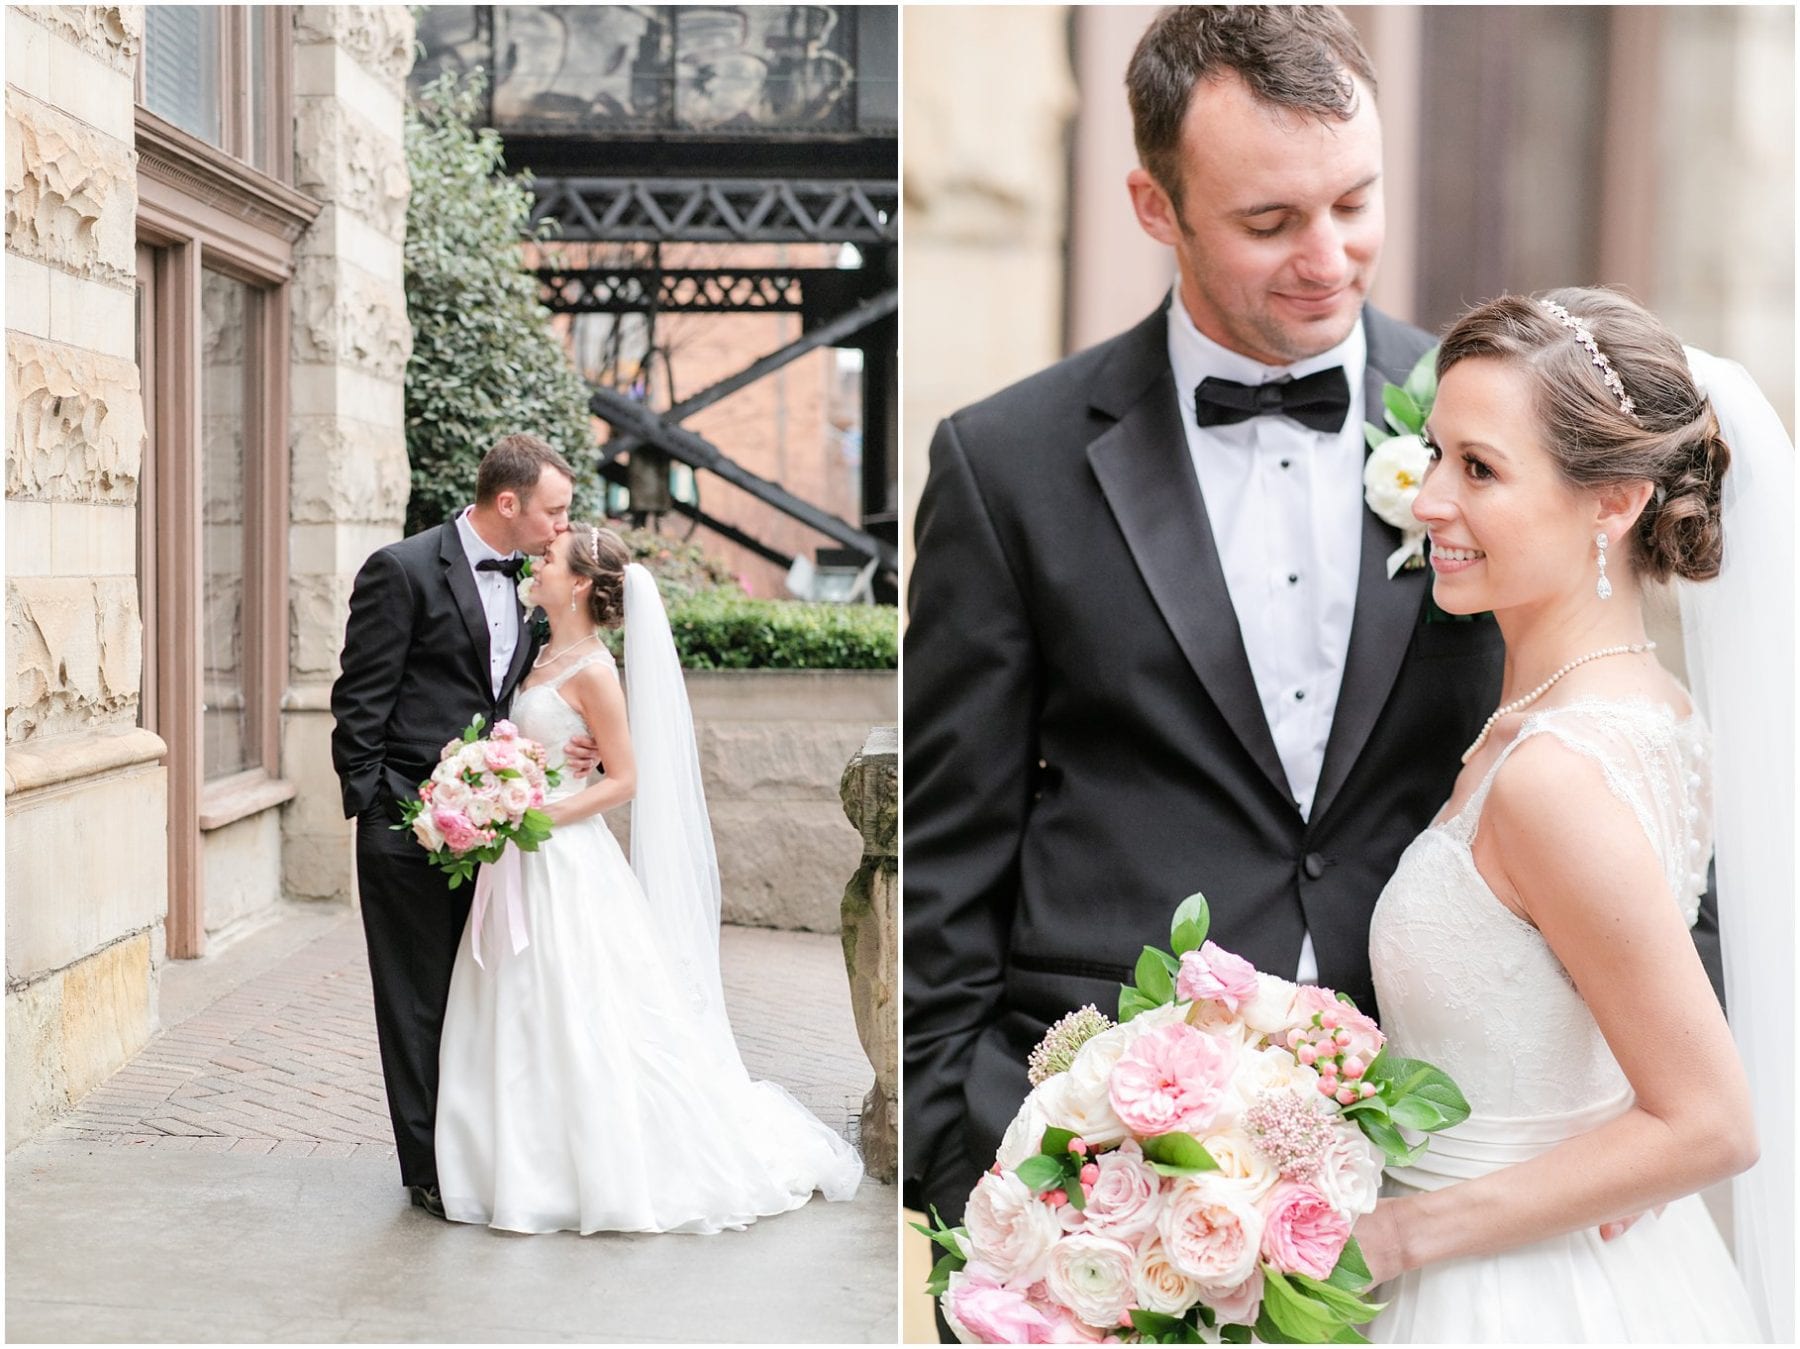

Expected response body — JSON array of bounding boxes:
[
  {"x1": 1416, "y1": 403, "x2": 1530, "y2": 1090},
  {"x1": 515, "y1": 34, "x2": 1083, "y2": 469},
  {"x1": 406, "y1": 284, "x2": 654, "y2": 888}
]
[
  {"x1": 496, "y1": 777, "x2": 534, "y2": 821},
  {"x1": 465, "y1": 793, "x2": 497, "y2": 828},
  {"x1": 1313, "y1": 1121, "x2": 1386, "y2": 1218},
  {"x1": 1196, "y1": 1128, "x2": 1280, "y2": 1201},
  {"x1": 1043, "y1": 1232, "x2": 1137, "y2": 1331},
  {"x1": 964, "y1": 1169, "x2": 1064, "y2": 1286},
  {"x1": 1231, "y1": 1045, "x2": 1321, "y2": 1113},
  {"x1": 1240, "y1": 972, "x2": 1304, "y2": 1037},
  {"x1": 1362, "y1": 435, "x2": 1430, "y2": 528}
]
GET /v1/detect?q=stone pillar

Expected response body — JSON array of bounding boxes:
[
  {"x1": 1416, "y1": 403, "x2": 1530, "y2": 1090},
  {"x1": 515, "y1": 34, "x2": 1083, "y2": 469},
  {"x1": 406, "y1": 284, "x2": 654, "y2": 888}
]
[
  {"x1": 5, "y1": 4, "x2": 163, "y2": 1149},
  {"x1": 283, "y1": 6, "x2": 414, "y2": 904},
  {"x1": 839, "y1": 725, "x2": 897, "y2": 1183}
]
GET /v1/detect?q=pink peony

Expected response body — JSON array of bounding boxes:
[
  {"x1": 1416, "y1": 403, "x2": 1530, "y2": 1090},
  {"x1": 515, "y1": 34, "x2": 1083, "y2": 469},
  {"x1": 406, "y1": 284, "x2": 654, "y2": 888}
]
[
  {"x1": 1176, "y1": 941, "x2": 1260, "y2": 1012},
  {"x1": 1258, "y1": 1182, "x2": 1351, "y2": 1280},
  {"x1": 1156, "y1": 1175, "x2": 1263, "y2": 1290},
  {"x1": 491, "y1": 719, "x2": 518, "y2": 741},
  {"x1": 483, "y1": 740, "x2": 520, "y2": 773},
  {"x1": 945, "y1": 1272, "x2": 1054, "y2": 1343},
  {"x1": 1108, "y1": 1023, "x2": 1239, "y2": 1137},
  {"x1": 432, "y1": 807, "x2": 479, "y2": 854}
]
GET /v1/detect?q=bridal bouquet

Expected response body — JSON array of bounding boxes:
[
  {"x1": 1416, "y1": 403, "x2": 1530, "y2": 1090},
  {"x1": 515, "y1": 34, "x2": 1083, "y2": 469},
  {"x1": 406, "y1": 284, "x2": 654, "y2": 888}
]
[
  {"x1": 918, "y1": 895, "x2": 1469, "y2": 1344},
  {"x1": 393, "y1": 714, "x2": 560, "y2": 889}
]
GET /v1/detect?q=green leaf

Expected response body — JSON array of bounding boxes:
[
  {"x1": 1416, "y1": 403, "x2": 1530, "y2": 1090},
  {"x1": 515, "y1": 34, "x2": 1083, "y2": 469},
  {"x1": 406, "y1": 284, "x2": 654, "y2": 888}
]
[
  {"x1": 1357, "y1": 1114, "x2": 1426, "y2": 1167},
  {"x1": 1118, "y1": 984, "x2": 1160, "y2": 1023},
  {"x1": 1170, "y1": 891, "x2": 1211, "y2": 948},
  {"x1": 1403, "y1": 345, "x2": 1440, "y2": 414},
  {"x1": 1329, "y1": 1236, "x2": 1373, "y2": 1291},
  {"x1": 1364, "y1": 422, "x2": 1390, "y2": 454},
  {"x1": 1039, "y1": 1126, "x2": 1077, "y2": 1157},
  {"x1": 1129, "y1": 1310, "x2": 1184, "y2": 1339},
  {"x1": 1260, "y1": 1268, "x2": 1350, "y2": 1342},
  {"x1": 1377, "y1": 1057, "x2": 1470, "y2": 1129},
  {"x1": 924, "y1": 1250, "x2": 961, "y2": 1298},
  {"x1": 1290, "y1": 1271, "x2": 1385, "y2": 1322},
  {"x1": 1338, "y1": 1095, "x2": 1389, "y2": 1121},
  {"x1": 1136, "y1": 946, "x2": 1177, "y2": 1003},
  {"x1": 1383, "y1": 384, "x2": 1423, "y2": 436},
  {"x1": 1015, "y1": 1154, "x2": 1068, "y2": 1193},
  {"x1": 1389, "y1": 1095, "x2": 1451, "y2": 1132},
  {"x1": 1328, "y1": 1325, "x2": 1373, "y2": 1344},
  {"x1": 1141, "y1": 1132, "x2": 1220, "y2": 1176},
  {"x1": 1218, "y1": 1324, "x2": 1253, "y2": 1344},
  {"x1": 1170, "y1": 917, "x2": 1205, "y2": 956}
]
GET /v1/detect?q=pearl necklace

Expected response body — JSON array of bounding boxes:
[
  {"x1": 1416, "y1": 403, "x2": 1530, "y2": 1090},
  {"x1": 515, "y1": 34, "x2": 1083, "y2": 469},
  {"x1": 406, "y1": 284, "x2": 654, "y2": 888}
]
[
  {"x1": 1462, "y1": 641, "x2": 1656, "y2": 764},
  {"x1": 531, "y1": 631, "x2": 600, "y2": 670}
]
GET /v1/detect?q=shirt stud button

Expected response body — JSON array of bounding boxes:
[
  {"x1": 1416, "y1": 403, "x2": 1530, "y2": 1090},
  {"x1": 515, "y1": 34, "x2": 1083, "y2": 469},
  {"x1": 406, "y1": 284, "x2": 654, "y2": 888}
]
[
  {"x1": 1280, "y1": 458, "x2": 1292, "y2": 469},
  {"x1": 1288, "y1": 573, "x2": 1299, "y2": 585}
]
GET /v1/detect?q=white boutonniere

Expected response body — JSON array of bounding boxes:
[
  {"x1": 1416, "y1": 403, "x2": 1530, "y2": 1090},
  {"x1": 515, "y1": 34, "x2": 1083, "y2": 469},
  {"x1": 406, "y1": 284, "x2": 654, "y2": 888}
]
[
  {"x1": 515, "y1": 557, "x2": 541, "y2": 610},
  {"x1": 1363, "y1": 346, "x2": 1439, "y2": 578}
]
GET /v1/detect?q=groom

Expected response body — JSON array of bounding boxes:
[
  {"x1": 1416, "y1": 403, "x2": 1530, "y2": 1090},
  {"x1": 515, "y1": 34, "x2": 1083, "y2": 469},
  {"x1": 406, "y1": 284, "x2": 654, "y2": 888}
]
[
  {"x1": 902, "y1": 6, "x2": 1720, "y2": 1224},
  {"x1": 331, "y1": 433, "x2": 598, "y2": 1216}
]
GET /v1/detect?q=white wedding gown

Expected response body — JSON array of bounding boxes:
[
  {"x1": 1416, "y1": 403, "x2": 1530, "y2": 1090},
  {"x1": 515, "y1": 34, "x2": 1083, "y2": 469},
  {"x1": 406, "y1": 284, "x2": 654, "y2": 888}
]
[
  {"x1": 434, "y1": 648, "x2": 864, "y2": 1234},
  {"x1": 1366, "y1": 697, "x2": 1761, "y2": 1342}
]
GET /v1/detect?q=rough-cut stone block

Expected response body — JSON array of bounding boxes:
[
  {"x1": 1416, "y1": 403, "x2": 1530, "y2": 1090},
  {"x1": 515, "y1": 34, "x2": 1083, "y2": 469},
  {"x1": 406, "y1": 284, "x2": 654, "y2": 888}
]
[
  {"x1": 292, "y1": 97, "x2": 409, "y2": 241},
  {"x1": 294, "y1": 5, "x2": 414, "y2": 94},
  {"x1": 6, "y1": 975, "x2": 61, "y2": 1149},
  {"x1": 12, "y1": 5, "x2": 140, "y2": 75},
  {"x1": 289, "y1": 416, "x2": 410, "y2": 526},
  {"x1": 291, "y1": 255, "x2": 412, "y2": 381},
  {"x1": 203, "y1": 810, "x2": 285, "y2": 936},
  {"x1": 6, "y1": 756, "x2": 165, "y2": 978},
  {"x1": 710, "y1": 801, "x2": 862, "y2": 932},
  {"x1": 7, "y1": 333, "x2": 142, "y2": 503},
  {"x1": 288, "y1": 573, "x2": 357, "y2": 680},
  {"x1": 840, "y1": 724, "x2": 898, "y2": 857},
  {"x1": 698, "y1": 721, "x2": 874, "y2": 800},
  {"x1": 5, "y1": 89, "x2": 136, "y2": 285},
  {"x1": 6, "y1": 576, "x2": 141, "y2": 739}
]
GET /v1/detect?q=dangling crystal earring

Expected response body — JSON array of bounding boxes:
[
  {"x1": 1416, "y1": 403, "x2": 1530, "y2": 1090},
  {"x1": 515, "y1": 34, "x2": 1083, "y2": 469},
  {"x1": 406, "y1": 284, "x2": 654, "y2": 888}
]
[
  {"x1": 569, "y1": 595, "x2": 577, "y2": 612},
  {"x1": 1595, "y1": 531, "x2": 1612, "y2": 600}
]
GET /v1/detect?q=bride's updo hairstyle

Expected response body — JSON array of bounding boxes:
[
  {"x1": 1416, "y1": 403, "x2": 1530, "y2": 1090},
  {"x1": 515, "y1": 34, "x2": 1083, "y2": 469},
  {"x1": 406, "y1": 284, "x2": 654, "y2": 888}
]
[
  {"x1": 1436, "y1": 286, "x2": 1729, "y2": 582},
  {"x1": 565, "y1": 523, "x2": 632, "y2": 628}
]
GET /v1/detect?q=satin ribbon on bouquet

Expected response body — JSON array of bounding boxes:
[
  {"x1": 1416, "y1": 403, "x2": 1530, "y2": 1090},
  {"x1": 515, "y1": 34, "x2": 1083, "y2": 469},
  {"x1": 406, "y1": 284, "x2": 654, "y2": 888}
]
[{"x1": 468, "y1": 841, "x2": 529, "y2": 969}]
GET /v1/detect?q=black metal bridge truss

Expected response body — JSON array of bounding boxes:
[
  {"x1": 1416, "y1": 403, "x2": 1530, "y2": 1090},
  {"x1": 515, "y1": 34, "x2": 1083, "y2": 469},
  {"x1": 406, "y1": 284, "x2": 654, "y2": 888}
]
[{"x1": 532, "y1": 174, "x2": 898, "y2": 599}]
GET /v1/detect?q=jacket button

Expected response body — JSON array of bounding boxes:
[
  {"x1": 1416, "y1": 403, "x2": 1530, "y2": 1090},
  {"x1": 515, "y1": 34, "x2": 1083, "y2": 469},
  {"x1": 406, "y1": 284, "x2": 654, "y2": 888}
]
[{"x1": 1302, "y1": 853, "x2": 1326, "y2": 881}]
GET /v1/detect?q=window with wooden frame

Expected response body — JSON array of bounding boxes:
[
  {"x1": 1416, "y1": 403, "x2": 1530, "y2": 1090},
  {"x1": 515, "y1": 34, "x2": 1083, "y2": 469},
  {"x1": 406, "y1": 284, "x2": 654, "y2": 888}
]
[{"x1": 135, "y1": 5, "x2": 318, "y2": 957}]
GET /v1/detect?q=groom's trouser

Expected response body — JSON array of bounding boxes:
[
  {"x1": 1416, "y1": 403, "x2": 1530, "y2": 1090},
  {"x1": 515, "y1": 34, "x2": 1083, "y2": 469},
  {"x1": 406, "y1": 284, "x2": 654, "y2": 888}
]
[{"x1": 354, "y1": 799, "x2": 474, "y2": 1190}]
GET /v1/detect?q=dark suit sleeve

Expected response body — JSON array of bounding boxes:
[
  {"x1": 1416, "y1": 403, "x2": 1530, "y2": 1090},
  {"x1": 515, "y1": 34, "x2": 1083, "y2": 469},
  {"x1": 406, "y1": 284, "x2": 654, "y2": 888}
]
[
  {"x1": 1694, "y1": 860, "x2": 1725, "y2": 1012},
  {"x1": 903, "y1": 415, "x2": 1038, "y2": 1210},
  {"x1": 330, "y1": 547, "x2": 414, "y2": 819}
]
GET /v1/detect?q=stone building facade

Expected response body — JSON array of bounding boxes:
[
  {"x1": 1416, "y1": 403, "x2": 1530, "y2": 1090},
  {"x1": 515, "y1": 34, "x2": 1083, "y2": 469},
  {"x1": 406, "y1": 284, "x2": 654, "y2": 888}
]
[{"x1": 6, "y1": 4, "x2": 414, "y2": 1148}]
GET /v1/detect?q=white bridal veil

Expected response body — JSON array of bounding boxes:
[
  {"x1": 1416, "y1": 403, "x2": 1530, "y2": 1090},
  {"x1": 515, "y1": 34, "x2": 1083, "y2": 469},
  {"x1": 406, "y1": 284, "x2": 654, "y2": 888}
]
[{"x1": 1678, "y1": 348, "x2": 1795, "y2": 1343}]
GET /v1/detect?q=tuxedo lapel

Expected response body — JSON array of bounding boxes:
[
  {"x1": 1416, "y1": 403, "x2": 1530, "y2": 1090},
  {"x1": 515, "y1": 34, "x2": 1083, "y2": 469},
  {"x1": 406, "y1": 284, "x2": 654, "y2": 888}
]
[
  {"x1": 1310, "y1": 316, "x2": 1433, "y2": 826},
  {"x1": 438, "y1": 521, "x2": 494, "y2": 683},
  {"x1": 1086, "y1": 337, "x2": 1293, "y2": 806}
]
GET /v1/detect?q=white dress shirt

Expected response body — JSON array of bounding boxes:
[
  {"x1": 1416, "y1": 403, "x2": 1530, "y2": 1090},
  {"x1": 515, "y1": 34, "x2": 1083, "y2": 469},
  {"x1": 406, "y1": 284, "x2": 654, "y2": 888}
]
[
  {"x1": 1166, "y1": 298, "x2": 1369, "y2": 984},
  {"x1": 455, "y1": 506, "x2": 523, "y2": 699}
]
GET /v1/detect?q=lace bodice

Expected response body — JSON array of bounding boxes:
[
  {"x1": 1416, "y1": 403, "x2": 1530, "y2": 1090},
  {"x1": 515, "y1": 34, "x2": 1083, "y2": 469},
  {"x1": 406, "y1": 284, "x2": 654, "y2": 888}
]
[
  {"x1": 510, "y1": 646, "x2": 616, "y2": 800},
  {"x1": 1369, "y1": 697, "x2": 1712, "y2": 1122}
]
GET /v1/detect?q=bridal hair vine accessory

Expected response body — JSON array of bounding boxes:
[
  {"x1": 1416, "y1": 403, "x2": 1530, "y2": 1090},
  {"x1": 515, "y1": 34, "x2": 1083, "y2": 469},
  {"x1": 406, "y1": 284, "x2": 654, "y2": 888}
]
[{"x1": 1538, "y1": 298, "x2": 1639, "y2": 423}]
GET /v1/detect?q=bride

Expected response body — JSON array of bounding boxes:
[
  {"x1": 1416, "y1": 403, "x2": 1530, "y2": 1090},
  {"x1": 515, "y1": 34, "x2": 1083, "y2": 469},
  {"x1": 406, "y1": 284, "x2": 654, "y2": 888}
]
[
  {"x1": 434, "y1": 524, "x2": 863, "y2": 1234},
  {"x1": 1358, "y1": 287, "x2": 1791, "y2": 1341}
]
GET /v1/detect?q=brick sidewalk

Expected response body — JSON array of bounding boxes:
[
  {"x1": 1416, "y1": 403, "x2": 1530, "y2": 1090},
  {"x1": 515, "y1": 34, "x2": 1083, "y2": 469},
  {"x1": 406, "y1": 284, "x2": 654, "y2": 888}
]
[{"x1": 44, "y1": 913, "x2": 868, "y2": 1159}]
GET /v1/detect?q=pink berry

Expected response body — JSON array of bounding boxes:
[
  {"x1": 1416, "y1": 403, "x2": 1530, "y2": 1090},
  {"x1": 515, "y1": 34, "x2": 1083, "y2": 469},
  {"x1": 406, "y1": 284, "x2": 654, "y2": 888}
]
[
  {"x1": 1337, "y1": 1085, "x2": 1358, "y2": 1105},
  {"x1": 1321, "y1": 1008, "x2": 1341, "y2": 1029},
  {"x1": 1080, "y1": 1163, "x2": 1100, "y2": 1185},
  {"x1": 1343, "y1": 1056, "x2": 1365, "y2": 1079},
  {"x1": 992, "y1": 1162, "x2": 1003, "y2": 1175},
  {"x1": 1360, "y1": 1082, "x2": 1378, "y2": 1099},
  {"x1": 1334, "y1": 1027, "x2": 1352, "y2": 1046},
  {"x1": 1046, "y1": 1188, "x2": 1068, "y2": 1207},
  {"x1": 1320, "y1": 1060, "x2": 1338, "y2": 1080},
  {"x1": 1297, "y1": 1043, "x2": 1318, "y2": 1065},
  {"x1": 1317, "y1": 1078, "x2": 1337, "y2": 1096},
  {"x1": 1068, "y1": 1138, "x2": 1088, "y2": 1156}
]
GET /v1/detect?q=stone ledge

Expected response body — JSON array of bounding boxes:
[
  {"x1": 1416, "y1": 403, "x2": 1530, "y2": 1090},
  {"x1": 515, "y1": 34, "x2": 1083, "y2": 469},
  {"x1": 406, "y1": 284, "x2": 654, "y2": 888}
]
[{"x1": 4, "y1": 724, "x2": 166, "y2": 796}]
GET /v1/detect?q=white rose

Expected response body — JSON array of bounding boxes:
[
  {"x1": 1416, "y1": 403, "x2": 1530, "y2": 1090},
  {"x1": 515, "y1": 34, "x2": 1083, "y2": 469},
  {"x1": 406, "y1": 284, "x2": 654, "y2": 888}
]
[
  {"x1": 433, "y1": 776, "x2": 473, "y2": 813},
  {"x1": 1362, "y1": 434, "x2": 1431, "y2": 529},
  {"x1": 1231, "y1": 1045, "x2": 1321, "y2": 1113},
  {"x1": 497, "y1": 777, "x2": 533, "y2": 820},
  {"x1": 1313, "y1": 1121, "x2": 1385, "y2": 1218},
  {"x1": 996, "y1": 1091, "x2": 1056, "y2": 1172},
  {"x1": 465, "y1": 793, "x2": 497, "y2": 828},
  {"x1": 1196, "y1": 1128, "x2": 1279, "y2": 1201},
  {"x1": 456, "y1": 742, "x2": 488, "y2": 776},
  {"x1": 1240, "y1": 973, "x2": 1304, "y2": 1037},
  {"x1": 1077, "y1": 1139, "x2": 1163, "y2": 1242},
  {"x1": 1043, "y1": 1232, "x2": 1136, "y2": 1331},
  {"x1": 1184, "y1": 997, "x2": 1259, "y2": 1051},
  {"x1": 1036, "y1": 1071, "x2": 1129, "y2": 1152},
  {"x1": 1132, "y1": 1232, "x2": 1205, "y2": 1316},
  {"x1": 411, "y1": 811, "x2": 446, "y2": 852},
  {"x1": 1157, "y1": 1174, "x2": 1264, "y2": 1289},
  {"x1": 964, "y1": 1169, "x2": 1064, "y2": 1286}
]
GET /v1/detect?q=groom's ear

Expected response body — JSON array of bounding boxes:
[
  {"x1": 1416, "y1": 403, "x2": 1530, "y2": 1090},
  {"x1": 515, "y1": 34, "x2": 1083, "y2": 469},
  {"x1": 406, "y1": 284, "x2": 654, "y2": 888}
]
[
  {"x1": 495, "y1": 489, "x2": 520, "y2": 520},
  {"x1": 1127, "y1": 167, "x2": 1183, "y2": 249},
  {"x1": 1593, "y1": 479, "x2": 1656, "y2": 537}
]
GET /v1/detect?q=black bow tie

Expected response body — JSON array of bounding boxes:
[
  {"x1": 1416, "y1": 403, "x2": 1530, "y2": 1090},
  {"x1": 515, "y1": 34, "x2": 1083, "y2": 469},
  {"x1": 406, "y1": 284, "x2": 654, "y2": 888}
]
[
  {"x1": 475, "y1": 555, "x2": 525, "y2": 578},
  {"x1": 1194, "y1": 366, "x2": 1351, "y2": 434}
]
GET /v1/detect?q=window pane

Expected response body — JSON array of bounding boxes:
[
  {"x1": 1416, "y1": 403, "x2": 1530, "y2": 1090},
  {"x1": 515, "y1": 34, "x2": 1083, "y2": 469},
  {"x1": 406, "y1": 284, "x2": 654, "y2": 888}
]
[
  {"x1": 202, "y1": 270, "x2": 255, "y2": 780},
  {"x1": 145, "y1": 5, "x2": 222, "y2": 145},
  {"x1": 249, "y1": 6, "x2": 270, "y2": 173}
]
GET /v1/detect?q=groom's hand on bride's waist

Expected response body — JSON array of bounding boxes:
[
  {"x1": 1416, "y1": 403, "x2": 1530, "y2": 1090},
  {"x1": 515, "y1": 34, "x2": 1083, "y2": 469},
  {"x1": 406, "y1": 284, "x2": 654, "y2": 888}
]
[
  {"x1": 563, "y1": 734, "x2": 601, "y2": 779},
  {"x1": 1599, "y1": 1204, "x2": 1666, "y2": 1241}
]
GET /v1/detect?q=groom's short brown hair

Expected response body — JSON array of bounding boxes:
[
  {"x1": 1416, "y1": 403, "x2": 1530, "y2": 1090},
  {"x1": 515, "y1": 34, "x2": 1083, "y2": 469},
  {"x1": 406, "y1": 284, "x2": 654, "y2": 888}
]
[
  {"x1": 475, "y1": 433, "x2": 576, "y2": 505},
  {"x1": 1128, "y1": 6, "x2": 1378, "y2": 212}
]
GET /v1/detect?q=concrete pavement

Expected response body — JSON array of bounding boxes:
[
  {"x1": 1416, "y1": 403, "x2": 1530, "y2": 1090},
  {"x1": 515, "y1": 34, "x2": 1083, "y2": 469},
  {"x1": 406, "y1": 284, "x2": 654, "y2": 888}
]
[{"x1": 7, "y1": 904, "x2": 896, "y2": 1343}]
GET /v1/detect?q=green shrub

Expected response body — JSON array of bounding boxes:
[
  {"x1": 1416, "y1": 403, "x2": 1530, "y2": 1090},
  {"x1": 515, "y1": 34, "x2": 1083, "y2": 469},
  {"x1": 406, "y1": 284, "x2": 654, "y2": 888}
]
[
  {"x1": 603, "y1": 592, "x2": 897, "y2": 670},
  {"x1": 402, "y1": 71, "x2": 600, "y2": 536}
]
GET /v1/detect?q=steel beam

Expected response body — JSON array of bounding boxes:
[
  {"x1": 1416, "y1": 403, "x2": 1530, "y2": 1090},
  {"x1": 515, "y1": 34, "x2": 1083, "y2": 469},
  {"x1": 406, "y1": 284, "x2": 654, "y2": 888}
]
[{"x1": 531, "y1": 177, "x2": 898, "y2": 245}]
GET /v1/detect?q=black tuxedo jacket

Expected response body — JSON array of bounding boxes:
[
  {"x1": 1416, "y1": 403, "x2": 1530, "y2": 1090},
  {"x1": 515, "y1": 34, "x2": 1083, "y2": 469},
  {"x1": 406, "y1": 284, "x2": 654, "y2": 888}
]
[
  {"x1": 905, "y1": 303, "x2": 1481, "y2": 1217},
  {"x1": 330, "y1": 519, "x2": 542, "y2": 819}
]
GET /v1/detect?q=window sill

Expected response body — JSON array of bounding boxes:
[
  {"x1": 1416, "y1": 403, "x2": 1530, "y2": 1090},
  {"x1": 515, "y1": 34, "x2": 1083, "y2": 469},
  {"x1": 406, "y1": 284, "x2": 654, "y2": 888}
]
[{"x1": 199, "y1": 768, "x2": 297, "y2": 832}]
